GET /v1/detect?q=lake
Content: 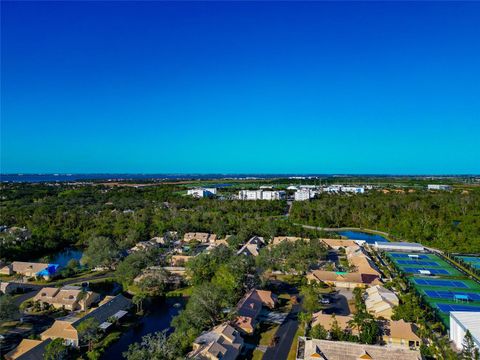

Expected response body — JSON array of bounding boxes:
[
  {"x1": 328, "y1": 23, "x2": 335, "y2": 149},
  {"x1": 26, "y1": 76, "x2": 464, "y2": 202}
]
[
  {"x1": 337, "y1": 230, "x2": 389, "y2": 244},
  {"x1": 101, "y1": 297, "x2": 185, "y2": 359},
  {"x1": 36, "y1": 248, "x2": 83, "y2": 268}
]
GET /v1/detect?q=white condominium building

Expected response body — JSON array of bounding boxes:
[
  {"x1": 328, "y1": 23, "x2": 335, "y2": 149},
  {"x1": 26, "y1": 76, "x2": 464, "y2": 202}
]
[
  {"x1": 427, "y1": 184, "x2": 452, "y2": 191},
  {"x1": 294, "y1": 189, "x2": 316, "y2": 201},
  {"x1": 187, "y1": 188, "x2": 217, "y2": 198},
  {"x1": 238, "y1": 190, "x2": 286, "y2": 200}
]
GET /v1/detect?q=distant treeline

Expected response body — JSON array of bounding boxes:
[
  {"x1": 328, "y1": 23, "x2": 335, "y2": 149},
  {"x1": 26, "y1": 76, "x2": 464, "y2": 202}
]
[{"x1": 291, "y1": 190, "x2": 480, "y2": 253}]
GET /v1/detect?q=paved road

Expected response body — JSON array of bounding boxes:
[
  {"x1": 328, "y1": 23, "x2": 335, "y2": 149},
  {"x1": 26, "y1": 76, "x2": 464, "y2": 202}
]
[
  {"x1": 13, "y1": 289, "x2": 40, "y2": 306},
  {"x1": 263, "y1": 303, "x2": 301, "y2": 360}
]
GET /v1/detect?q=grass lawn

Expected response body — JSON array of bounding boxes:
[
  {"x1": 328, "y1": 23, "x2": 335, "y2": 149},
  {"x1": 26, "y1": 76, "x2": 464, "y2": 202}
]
[
  {"x1": 287, "y1": 322, "x2": 305, "y2": 360},
  {"x1": 166, "y1": 286, "x2": 193, "y2": 297},
  {"x1": 252, "y1": 349, "x2": 264, "y2": 360},
  {"x1": 258, "y1": 323, "x2": 280, "y2": 346}
]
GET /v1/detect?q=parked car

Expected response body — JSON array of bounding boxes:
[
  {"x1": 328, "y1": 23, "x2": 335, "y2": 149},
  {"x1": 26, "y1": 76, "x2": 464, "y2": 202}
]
[{"x1": 320, "y1": 297, "x2": 330, "y2": 305}]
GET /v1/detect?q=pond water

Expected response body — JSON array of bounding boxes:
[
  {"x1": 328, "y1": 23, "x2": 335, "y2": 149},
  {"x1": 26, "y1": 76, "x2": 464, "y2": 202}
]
[
  {"x1": 37, "y1": 248, "x2": 83, "y2": 268},
  {"x1": 101, "y1": 297, "x2": 185, "y2": 359},
  {"x1": 336, "y1": 230, "x2": 389, "y2": 244}
]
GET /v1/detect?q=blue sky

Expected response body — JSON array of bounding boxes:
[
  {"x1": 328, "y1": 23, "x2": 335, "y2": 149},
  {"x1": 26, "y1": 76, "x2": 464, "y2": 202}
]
[{"x1": 1, "y1": 1, "x2": 479, "y2": 174}]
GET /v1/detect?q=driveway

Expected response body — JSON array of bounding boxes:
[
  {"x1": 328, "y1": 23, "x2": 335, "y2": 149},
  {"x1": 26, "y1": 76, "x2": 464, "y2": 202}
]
[{"x1": 322, "y1": 289, "x2": 351, "y2": 316}]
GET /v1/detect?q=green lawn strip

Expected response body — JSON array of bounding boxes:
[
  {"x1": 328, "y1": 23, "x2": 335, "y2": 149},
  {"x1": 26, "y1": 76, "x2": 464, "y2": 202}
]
[
  {"x1": 257, "y1": 322, "x2": 280, "y2": 346},
  {"x1": 166, "y1": 286, "x2": 193, "y2": 297},
  {"x1": 252, "y1": 349, "x2": 264, "y2": 360}
]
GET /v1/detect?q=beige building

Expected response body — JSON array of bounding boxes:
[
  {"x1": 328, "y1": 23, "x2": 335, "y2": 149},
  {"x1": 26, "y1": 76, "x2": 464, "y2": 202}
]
[
  {"x1": 271, "y1": 236, "x2": 307, "y2": 246},
  {"x1": 40, "y1": 294, "x2": 131, "y2": 347},
  {"x1": 307, "y1": 270, "x2": 382, "y2": 289},
  {"x1": 307, "y1": 244, "x2": 381, "y2": 289},
  {"x1": 311, "y1": 313, "x2": 358, "y2": 335},
  {"x1": 301, "y1": 338, "x2": 421, "y2": 360},
  {"x1": 5, "y1": 339, "x2": 51, "y2": 360},
  {"x1": 321, "y1": 239, "x2": 358, "y2": 249},
  {"x1": 189, "y1": 323, "x2": 243, "y2": 360},
  {"x1": 380, "y1": 319, "x2": 421, "y2": 349},
  {"x1": 183, "y1": 232, "x2": 216, "y2": 243},
  {"x1": 365, "y1": 285, "x2": 399, "y2": 319},
  {"x1": 233, "y1": 289, "x2": 277, "y2": 334},
  {"x1": 0, "y1": 261, "x2": 58, "y2": 280},
  {"x1": 33, "y1": 286, "x2": 98, "y2": 311}
]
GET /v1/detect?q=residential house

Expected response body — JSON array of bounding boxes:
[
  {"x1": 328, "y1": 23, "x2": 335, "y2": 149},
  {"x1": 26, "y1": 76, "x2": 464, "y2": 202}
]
[
  {"x1": 365, "y1": 285, "x2": 399, "y2": 320},
  {"x1": 236, "y1": 236, "x2": 265, "y2": 257},
  {"x1": 311, "y1": 313, "x2": 358, "y2": 336},
  {"x1": 380, "y1": 319, "x2": 421, "y2": 349},
  {"x1": 271, "y1": 236, "x2": 307, "y2": 246},
  {"x1": 307, "y1": 244, "x2": 381, "y2": 289},
  {"x1": 0, "y1": 262, "x2": 59, "y2": 280},
  {"x1": 307, "y1": 270, "x2": 382, "y2": 289},
  {"x1": 33, "y1": 286, "x2": 99, "y2": 311},
  {"x1": 233, "y1": 289, "x2": 277, "y2": 334},
  {"x1": 301, "y1": 338, "x2": 421, "y2": 360},
  {"x1": 4, "y1": 339, "x2": 52, "y2": 360},
  {"x1": 40, "y1": 294, "x2": 131, "y2": 347},
  {"x1": 321, "y1": 239, "x2": 358, "y2": 249},
  {"x1": 183, "y1": 232, "x2": 216, "y2": 243},
  {"x1": 188, "y1": 323, "x2": 244, "y2": 360}
]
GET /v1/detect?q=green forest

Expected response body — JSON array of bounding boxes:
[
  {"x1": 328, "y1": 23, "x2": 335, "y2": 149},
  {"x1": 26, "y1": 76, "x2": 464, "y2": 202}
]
[
  {"x1": 1, "y1": 183, "x2": 479, "y2": 262},
  {"x1": 291, "y1": 190, "x2": 480, "y2": 253}
]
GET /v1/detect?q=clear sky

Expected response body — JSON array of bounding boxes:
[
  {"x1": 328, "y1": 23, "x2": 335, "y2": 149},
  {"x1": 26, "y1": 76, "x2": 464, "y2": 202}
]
[{"x1": 1, "y1": 1, "x2": 479, "y2": 174}]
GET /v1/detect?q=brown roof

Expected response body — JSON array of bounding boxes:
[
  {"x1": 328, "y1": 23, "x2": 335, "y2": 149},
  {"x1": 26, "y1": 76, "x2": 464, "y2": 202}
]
[
  {"x1": 40, "y1": 320, "x2": 79, "y2": 342},
  {"x1": 382, "y1": 320, "x2": 421, "y2": 342},
  {"x1": 321, "y1": 239, "x2": 358, "y2": 248},
  {"x1": 5, "y1": 339, "x2": 42, "y2": 359},
  {"x1": 311, "y1": 313, "x2": 359, "y2": 335},
  {"x1": 11, "y1": 262, "x2": 49, "y2": 274},
  {"x1": 272, "y1": 236, "x2": 307, "y2": 245},
  {"x1": 303, "y1": 339, "x2": 421, "y2": 360},
  {"x1": 307, "y1": 270, "x2": 380, "y2": 285}
]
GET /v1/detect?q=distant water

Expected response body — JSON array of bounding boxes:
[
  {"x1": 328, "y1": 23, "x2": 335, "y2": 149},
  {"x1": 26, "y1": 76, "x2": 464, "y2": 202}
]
[
  {"x1": 337, "y1": 230, "x2": 389, "y2": 244},
  {"x1": 0, "y1": 173, "x2": 332, "y2": 183},
  {"x1": 36, "y1": 248, "x2": 83, "y2": 267}
]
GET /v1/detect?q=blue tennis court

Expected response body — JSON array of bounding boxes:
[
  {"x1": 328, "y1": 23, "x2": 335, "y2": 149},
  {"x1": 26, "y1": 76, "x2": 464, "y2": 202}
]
[
  {"x1": 390, "y1": 253, "x2": 429, "y2": 259},
  {"x1": 404, "y1": 267, "x2": 449, "y2": 275},
  {"x1": 436, "y1": 303, "x2": 480, "y2": 313},
  {"x1": 397, "y1": 260, "x2": 439, "y2": 266},
  {"x1": 413, "y1": 278, "x2": 469, "y2": 288},
  {"x1": 424, "y1": 290, "x2": 480, "y2": 301}
]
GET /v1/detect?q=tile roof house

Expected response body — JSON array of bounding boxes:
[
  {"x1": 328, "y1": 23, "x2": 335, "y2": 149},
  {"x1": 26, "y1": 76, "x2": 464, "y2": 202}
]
[
  {"x1": 233, "y1": 289, "x2": 277, "y2": 334},
  {"x1": 365, "y1": 285, "x2": 399, "y2": 320},
  {"x1": 40, "y1": 294, "x2": 131, "y2": 347},
  {"x1": 307, "y1": 270, "x2": 382, "y2": 289},
  {"x1": 236, "y1": 236, "x2": 265, "y2": 257},
  {"x1": 380, "y1": 319, "x2": 421, "y2": 349},
  {"x1": 188, "y1": 323, "x2": 244, "y2": 360},
  {"x1": 306, "y1": 244, "x2": 381, "y2": 289},
  {"x1": 33, "y1": 286, "x2": 99, "y2": 311},
  {"x1": 311, "y1": 313, "x2": 420, "y2": 350},
  {"x1": 301, "y1": 338, "x2": 421, "y2": 360},
  {"x1": 271, "y1": 236, "x2": 307, "y2": 246},
  {"x1": 0, "y1": 262, "x2": 59, "y2": 280},
  {"x1": 183, "y1": 233, "x2": 216, "y2": 243},
  {"x1": 4, "y1": 339, "x2": 52, "y2": 360},
  {"x1": 311, "y1": 313, "x2": 359, "y2": 336}
]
